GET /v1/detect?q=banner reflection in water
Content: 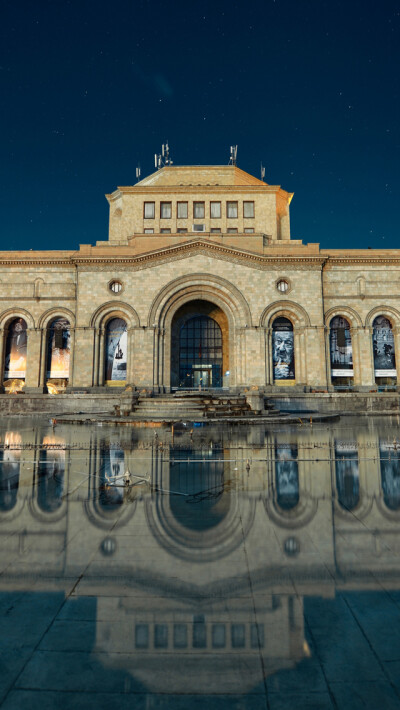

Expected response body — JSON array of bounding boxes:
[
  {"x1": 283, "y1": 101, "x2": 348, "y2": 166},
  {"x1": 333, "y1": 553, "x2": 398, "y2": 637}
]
[{"x1": 335, "y1": 441, "x2": 359, "y2": 510}]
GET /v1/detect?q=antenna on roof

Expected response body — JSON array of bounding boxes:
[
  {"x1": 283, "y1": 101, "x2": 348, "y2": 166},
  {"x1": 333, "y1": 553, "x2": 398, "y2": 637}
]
[
  {"x1": 136, "y1": 164, "x2": 141, "y2": 182},
  {"x1": 228, "y1": 145, "x2": 238, "y2": 166},
  {"x1": 155, "y1": 142, "x2": 173, "y2": 169},
  {"x1": 260, "y1": 163, "x2": 265, "y2": 182}
]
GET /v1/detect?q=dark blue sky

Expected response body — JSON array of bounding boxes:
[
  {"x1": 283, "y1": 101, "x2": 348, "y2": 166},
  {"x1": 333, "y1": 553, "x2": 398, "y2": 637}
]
[{"x1": 1, "y1": 0, "x2": 399, "y2": 251}]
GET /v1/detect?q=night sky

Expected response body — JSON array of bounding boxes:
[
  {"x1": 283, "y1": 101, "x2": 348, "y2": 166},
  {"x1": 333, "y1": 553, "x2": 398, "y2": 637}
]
[{"x1": 1, "y1": 0, "x2": 399, "y2": 251}]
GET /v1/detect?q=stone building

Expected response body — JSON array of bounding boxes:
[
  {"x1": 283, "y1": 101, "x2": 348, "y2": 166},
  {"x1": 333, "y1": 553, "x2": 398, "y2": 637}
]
[{"x1": 1, "y1": 163, "x2": 400, "y2": 397}]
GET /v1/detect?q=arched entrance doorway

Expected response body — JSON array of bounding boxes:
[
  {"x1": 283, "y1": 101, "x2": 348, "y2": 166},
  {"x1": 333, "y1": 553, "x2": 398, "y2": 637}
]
[{"x1": 171, "y1": 300, "x2": 229, "y2": 389}]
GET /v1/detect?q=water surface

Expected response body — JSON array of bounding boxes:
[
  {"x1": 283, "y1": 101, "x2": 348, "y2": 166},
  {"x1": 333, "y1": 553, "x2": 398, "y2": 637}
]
[{"x1": 1, "y1": 416, "x2": 400, "y2": 709}]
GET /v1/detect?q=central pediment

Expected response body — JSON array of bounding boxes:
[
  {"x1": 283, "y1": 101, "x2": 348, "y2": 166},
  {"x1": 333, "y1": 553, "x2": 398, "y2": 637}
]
[{"x1": 135, "y1": 165, "x2": 268, "y2": 188}]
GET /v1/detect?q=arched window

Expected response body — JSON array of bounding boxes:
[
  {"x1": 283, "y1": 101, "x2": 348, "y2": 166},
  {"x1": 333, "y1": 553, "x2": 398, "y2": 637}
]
[
  {"x1": 46, "y1": 318, "x2": 71, "y2": 394},
  {"x1": 272, "y1": 317, "x2": 295, "y2": 382},
  {"x1": 380, "y1": 443, "x2": 400, "y2": 511},
  {"x1": 179, "y1": 316, "x2": 223, "y2": 388},
  {"x1": 105, "y1": 318, "x2": 127, "y2": 384},
  {"x1": 3, "y1": 318, "x2": 27, "y2": 393},
  {"x1": 275, "y1": 443, "x2": 299, "y2": 510},
  {"x1": 373, "y1": 316, "x2": 396, "y2": 385},
  {"x1": 330, "y1": 316, "x2": 353, "y2": 387},
  {"x1": 335, "y1": 442, "x2": 359, "y2": 511}
]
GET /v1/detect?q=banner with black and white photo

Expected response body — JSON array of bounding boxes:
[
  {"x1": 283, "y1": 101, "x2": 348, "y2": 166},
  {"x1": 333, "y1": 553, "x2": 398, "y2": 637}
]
[
  {"x1": 330, "y1": 316, "x2": 353, "y2": 377},
  {"x1": 47, "y1": 318, "x2": 71, "y2": 378},
  {"x1": 272, "y1": 318, "x2": 295, "y2": 380},
  {"x1": 373, "y1": 316, "x2": 396, "y2": 377},
  {"x1": 4, "y1": 319, "x2": 27, "y2": 379},
  {"x1": 105, "y1": 318, "x2": 127, "y2": 381}
]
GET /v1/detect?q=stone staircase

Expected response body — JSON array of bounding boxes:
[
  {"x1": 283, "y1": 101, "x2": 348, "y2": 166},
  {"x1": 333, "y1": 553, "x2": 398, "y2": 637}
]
[{"x1": 131, "y1": 392, "x2": 281, "y2": 420}]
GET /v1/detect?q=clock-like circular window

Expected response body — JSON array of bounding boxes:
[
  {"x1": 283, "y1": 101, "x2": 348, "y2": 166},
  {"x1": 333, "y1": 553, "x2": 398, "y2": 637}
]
[
  {"x1": 109, "y1": 280, "x2": 123, "y2": 294},
  {"x1": 276, "y1": 278, "x2": 290, "y2": 293}
]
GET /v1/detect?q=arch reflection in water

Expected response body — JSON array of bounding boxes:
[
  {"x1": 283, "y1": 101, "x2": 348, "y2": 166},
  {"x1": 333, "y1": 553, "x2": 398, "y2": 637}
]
[
  {"x1": 0, "y1": 432, "x2": 21, "y2": 511},
  {"x1": 335, "y1": 441, "x2": 359, "y2": 510},
  {"x1": 275, "y1": 443, "x2": 299, "y2": 510},
  {"x1": 37, "y1": 436, "x2": 65, "y2": 512},
  {"x1": 380, "y1": 442, "x2": 400, "y2": 511},
  {"x1": 99, "y1": 444, "x2": 125, "y2": 511},
  {"x1": 170, "y1": 448, "x2": 228, "y2": 530}
]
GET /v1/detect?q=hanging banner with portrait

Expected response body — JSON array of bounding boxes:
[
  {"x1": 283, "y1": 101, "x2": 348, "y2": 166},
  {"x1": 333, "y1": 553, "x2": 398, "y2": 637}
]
[
  {"x1": 272, "y1": 317, "x2": 295, "y2": 381},
  {"x1": 330, "y1": 316, "x2": 353, "y2": 377},
  {"x1": 373, "y1": 316, "x2": 396, "y2": 377},
  {"x1": 47, "y1": 318, "x2": 71, "y2": 379},
  {"x1": 4, "y1": 319, "x2": 27, "y2": 379},
  {"x1": 105, "y1": 318, "x2": 127, "y2": 382}
]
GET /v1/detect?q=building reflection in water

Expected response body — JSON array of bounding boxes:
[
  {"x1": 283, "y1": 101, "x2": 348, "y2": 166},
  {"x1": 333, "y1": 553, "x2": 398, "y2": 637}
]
[
  {"x1": 0, "y1": 432, "x2": 21, "y2": 511},
  {"x1": 1, "y1": 418, "x2": 400, "y2": 697},
  {"x1": 37, "y1": 435, "x2": 65, "y2": 512},
  {"x1": 275, "y1": 441, "x2": 299, "y2": 510},
  {"x1": 380, "y1": 442, "x2": 400, "y2": 510},
  {"x1": 99, "y1": 443, "x2": 125, "y2": 510},
  {"x1": 335, "y1": 440, "x2": 359, "y2": 510}
]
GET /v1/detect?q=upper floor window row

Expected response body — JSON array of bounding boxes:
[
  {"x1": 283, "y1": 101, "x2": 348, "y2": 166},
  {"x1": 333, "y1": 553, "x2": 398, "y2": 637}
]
[{"x1": 143, "y1": 201, "x2": 255, "y2": 220}]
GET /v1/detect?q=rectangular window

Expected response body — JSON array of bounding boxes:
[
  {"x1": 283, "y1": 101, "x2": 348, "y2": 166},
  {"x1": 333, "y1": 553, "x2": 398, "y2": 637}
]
[
  {"x1": 243, "y1": 201, "x2": 255, "y2": 218},
  {"x1": 210, "y1": 201, "x2": 221, "y2": 218},
  {"x1": 227, "y1": 228, "x2": 238, "y2": 233},
  {"x1": 194, "y1": 202, "x2": 205, "y2": 219},
  {"x1": 244, "y1": 228, "x2": 254, "y2": 233},
  {"x1": 227, "y1": 201, "x2": 238, "y2": 218},
  {"x1": 144, "y1": 202, "x2": 155, "y2": 219},
  {"x1": 177, "y1": 227, "x2": 187, "y2": 233},
  {"x1": 160, "y1": 228, "x2": 171, "y2": 233},
  {"x1": 144, "y1": 228, "x2": 154, "y2": 234},
  {"x1": 193, "y1": 224, "x2": 205, "y2": 232},
  {"x1": 177, "y1": 202, "x2": 188, "y2": 219},
  {"x1": 211, "y1": 228, "x2": 221, "y2": 233},
  {"x1": 160, "y1": 202, "x2": 172, "y2": 219}
]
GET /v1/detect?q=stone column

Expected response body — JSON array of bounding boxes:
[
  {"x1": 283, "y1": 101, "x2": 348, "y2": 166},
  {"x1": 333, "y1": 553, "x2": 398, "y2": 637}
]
[
  {"x1": 0, "y1": 328, "x2": 5, "y2": 392},
  {"x1": 38, "y1": 329, "x2": 47, "y2": 389},
  {"x1": 70, "y1": 327, "x2": 96, "y2": 390},
  {"x1": 67, "y1": 327, "x2": 76, "y2": 388},
  {"x1": 98, "y1": 327, "x2": 105, "y2": 386},
  {"x1": 356, "y1": 327, "x2": 375, "y2": 388},
  {"x1": 126, "y1": 327, "x2": 135, "y2": 386},
  {"x1": 25, "y1": 328, "x2": 45, "y2": 393},
  {"x1": 349, "y1": 327, "x2": 360, "y2": 387},
  {"x1": 393, "y1": 326, "x2": 400, "y2": 387}
]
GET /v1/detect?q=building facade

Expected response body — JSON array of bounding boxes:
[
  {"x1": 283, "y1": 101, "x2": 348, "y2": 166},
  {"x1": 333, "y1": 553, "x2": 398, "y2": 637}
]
[{"x1": 1, "y1": 164, "x2": 400, "y2": 395}]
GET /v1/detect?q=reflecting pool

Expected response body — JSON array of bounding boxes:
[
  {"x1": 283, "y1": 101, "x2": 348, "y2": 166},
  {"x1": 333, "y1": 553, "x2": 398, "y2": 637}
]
[{"x1": 1, "y1": 416, "x2": 400, "y2": 708}]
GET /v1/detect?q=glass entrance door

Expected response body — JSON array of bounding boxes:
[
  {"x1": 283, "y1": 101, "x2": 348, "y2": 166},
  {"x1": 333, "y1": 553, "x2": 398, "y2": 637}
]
[
  {"x1": 179, "y1": 316, "x2": 223, "y2": 388},
  {"x1": 193, "y1": 368, "x2": 211, "y2": 388}
]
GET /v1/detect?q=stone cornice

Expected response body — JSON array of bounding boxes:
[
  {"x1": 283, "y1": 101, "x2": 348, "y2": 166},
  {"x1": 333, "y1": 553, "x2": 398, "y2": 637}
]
[
  {"x1": 72, "y1": 239, "x2": 327, "y2": 270},
  {"x1": 1, "y1": 241, "x2": 400, "y2": 269}
]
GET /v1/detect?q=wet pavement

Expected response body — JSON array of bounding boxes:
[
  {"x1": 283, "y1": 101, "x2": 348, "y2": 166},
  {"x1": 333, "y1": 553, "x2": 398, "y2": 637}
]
[{"x1": 1, "y1": 415, "x2": 400, "y2": 708}]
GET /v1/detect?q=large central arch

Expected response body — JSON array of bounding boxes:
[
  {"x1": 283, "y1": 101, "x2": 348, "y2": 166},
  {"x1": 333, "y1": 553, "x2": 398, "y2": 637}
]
[
  {"x1": 149, "y1": 274, "x2": 251, "y2": 390},
  {"x1": 171, "y1": 301, "x2": 228, "y2": 388}
]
